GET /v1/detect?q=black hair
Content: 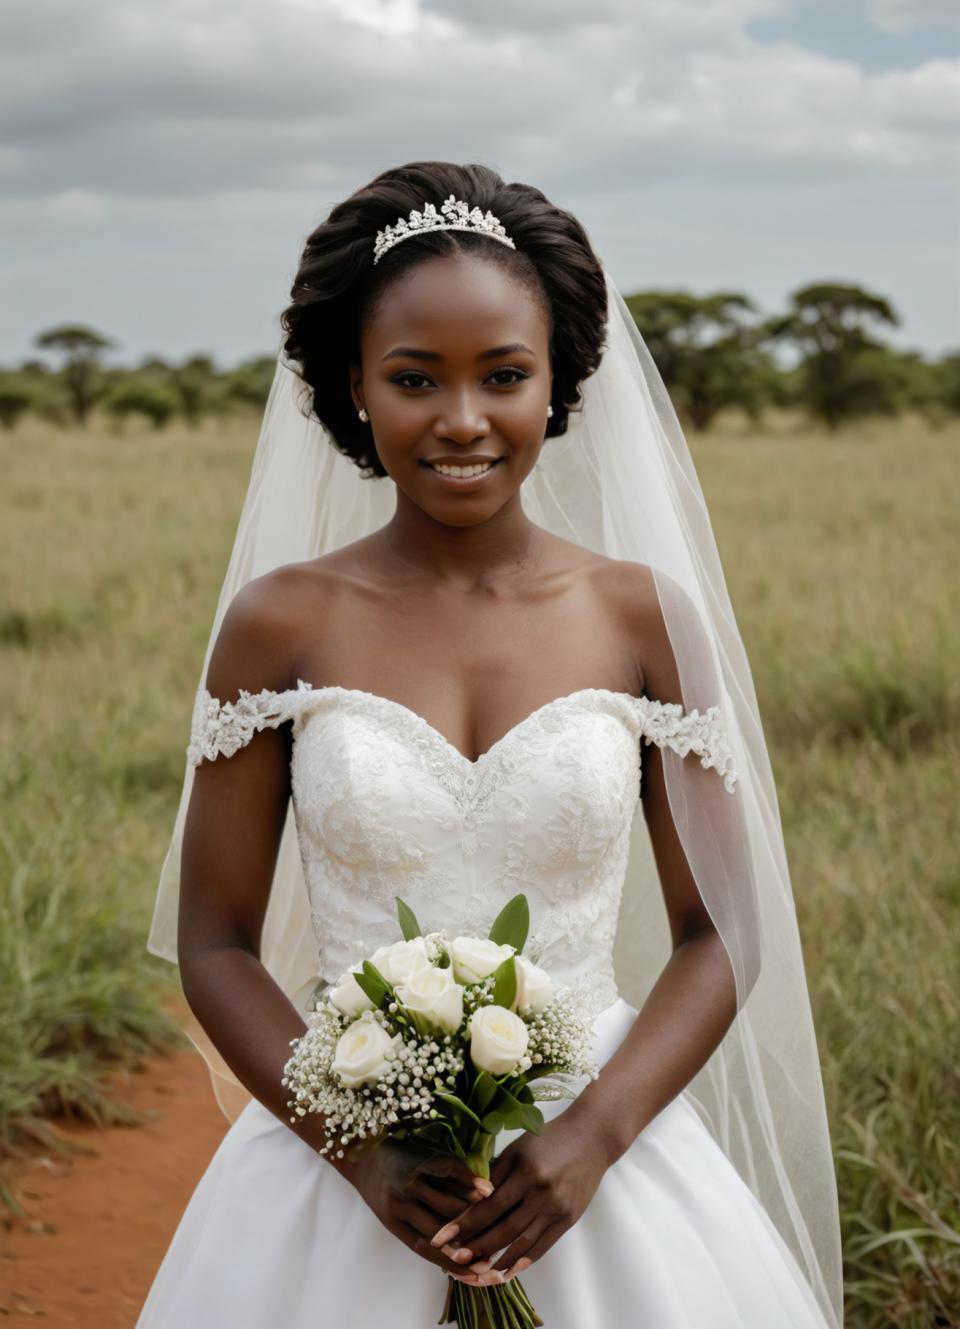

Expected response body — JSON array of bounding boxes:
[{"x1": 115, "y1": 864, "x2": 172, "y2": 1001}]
[{"x1": 280, "y1": 160, "x2": 608, "y2": 479}]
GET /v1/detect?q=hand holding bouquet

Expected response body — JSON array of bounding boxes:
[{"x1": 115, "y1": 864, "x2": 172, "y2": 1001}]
[{"x1": 282, "y1": 894, "x2": 599, "y2": 1329}]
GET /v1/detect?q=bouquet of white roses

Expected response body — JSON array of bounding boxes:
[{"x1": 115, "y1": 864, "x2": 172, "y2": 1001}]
[{"x1": 281, "y1": 893, "x2": 598, "y2": 1329}]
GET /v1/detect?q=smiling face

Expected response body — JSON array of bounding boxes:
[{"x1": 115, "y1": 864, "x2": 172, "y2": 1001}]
[{"x1": 349, "y1": 252, "x2": 553, "y2": 527}]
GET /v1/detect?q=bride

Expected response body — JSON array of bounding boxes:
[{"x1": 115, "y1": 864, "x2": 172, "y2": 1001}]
[{"x1": 137, "y1": 160, "x2": 843, "y2": 1327}]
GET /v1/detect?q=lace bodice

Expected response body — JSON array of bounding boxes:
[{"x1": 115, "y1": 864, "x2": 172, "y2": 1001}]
[{"x1": 187, "y1": 681, "x2": 739, "y2": 1018}]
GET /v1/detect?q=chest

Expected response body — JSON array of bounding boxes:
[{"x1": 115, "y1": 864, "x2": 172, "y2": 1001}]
[
  {"x1": 288, "y1": 687, "x2": 643, "y2": 865},
  {"x1": 290, "y1": 568, "x2": 638, "y2": 765}
]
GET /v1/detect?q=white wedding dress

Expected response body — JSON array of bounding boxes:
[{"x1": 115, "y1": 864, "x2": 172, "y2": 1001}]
[{"x1": 136, "y1": 681, "x2": 832, "y2": 1328}]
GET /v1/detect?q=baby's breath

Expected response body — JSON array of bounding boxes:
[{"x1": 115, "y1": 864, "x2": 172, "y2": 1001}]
[
  {"x1": 281, "y1": 999, "x2": 465, "y2": 1159},
  {"x1": 525, "y1": 983, "x2": 600, "y2": 1081}
]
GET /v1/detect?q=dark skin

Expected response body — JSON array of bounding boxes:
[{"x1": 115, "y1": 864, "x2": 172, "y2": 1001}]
[{"x1": 178, "y1": 250, "x2": 741, "y2": 1291}]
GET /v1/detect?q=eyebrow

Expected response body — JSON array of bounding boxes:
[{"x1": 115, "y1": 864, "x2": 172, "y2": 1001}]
[{"x1": 380, "y1": 342, "x2": 536, "y2": 363}]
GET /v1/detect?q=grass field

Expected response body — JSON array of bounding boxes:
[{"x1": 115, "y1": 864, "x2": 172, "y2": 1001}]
[{"x1": 1, "y1": 409, "x2": 957, "y2": 1327}]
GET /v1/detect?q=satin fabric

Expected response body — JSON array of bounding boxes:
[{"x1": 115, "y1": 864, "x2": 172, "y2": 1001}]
[{"x1": 136, "y1": 997, "x2": 829, "y2": 1328}]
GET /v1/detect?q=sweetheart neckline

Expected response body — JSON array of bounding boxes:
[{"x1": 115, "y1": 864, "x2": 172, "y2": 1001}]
[{"x1": 290, "y1": 680, "x2": 649, "y2": 769}]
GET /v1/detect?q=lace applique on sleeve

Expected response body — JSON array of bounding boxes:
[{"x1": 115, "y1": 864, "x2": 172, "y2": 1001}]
[
  {"x1": 635, "y1": 696, "x2": 740, "y2": 793},
  {"x1": 187, "y1": 684, "x2": 299, "y2": 767}
]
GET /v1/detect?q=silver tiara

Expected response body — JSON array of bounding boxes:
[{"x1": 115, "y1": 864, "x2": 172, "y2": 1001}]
[{"x1": 373, "y1": 194, "x2": 516, "y2": 265}]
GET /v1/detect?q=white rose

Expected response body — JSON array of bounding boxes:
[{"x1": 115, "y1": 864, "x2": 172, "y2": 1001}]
[
  {"x1": 331, "y1": 1012, "x2": 400, "y2": 1088},
  {"x1": 369, "y1": 936, "x2": 432, "y2": 987},
  {"x1": 395, "y1": 965, "x2": 464, "y2": 1035},
  {"x1": 451, "y1": 936, "x2": 516, "y2": 985},
  {"x1": 514, "y1": 956, "x2": 553, "y2": 1013},
  {"x1": 328, "y1": 966, "x2": 375, "y2": 1017},
  {"x1": 468, "y1": 1004, "x2": 530, "y2": 1077}
]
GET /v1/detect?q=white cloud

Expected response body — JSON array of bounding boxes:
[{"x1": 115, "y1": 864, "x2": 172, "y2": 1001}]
[
  {"x1": 41, "y1": 188, "x2": 109, "y2": 221},
  {"x1": 1, "y1": 0, "x2": 956, "y2": 359},
  {"x1": 864, "y1": 0, "x2": 960, "y2": 32},
  {"x1": 1, "y1": 0, "x2": 956, "y2": 203},
  {"x1": 325, "y1": 0, "x2": 457, "y2": 36}
]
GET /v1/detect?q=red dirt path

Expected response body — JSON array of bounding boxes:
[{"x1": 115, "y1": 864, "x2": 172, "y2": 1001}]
[{"x1": 0, "y1": 996, "x2": 229, "y2": 1326}]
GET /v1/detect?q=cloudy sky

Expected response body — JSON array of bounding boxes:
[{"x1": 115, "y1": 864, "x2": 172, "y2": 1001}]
[{"x1": 3, "y1": 0, "x2": 958, "y2": 367}]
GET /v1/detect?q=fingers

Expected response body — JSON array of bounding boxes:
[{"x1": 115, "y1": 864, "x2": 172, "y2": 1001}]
[
  {"x1": 485, "y1": 1213, "x2": 551, "y2": 1274},
  {"x1": 456, "y1": 1198, "x2": 541, "y2": 1267},
  {"x1": 418, "y1": 1154, "x2": 494, "y2": 1203},
  {"x1": 437, "y1": 1167, "x2": 527, "y2": 1252},
  {"x1": 464, "y1": 1214, "x2": 561, "y2": 1287},
  {"x1": 408, "y1": 1174, "x2": 467, "y2": 1219},
  {"x1": 460, "y1": 1254, "x2": 534, "y2": 1288},
  {"x1": 496, "y1": 1217, "x2": 567, "y2": 1274},
  {"x1": 396, "y1": 1204, "x2": 477, "y2": 1277}
]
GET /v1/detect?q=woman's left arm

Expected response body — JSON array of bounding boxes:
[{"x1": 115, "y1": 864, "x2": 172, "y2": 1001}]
[{"x1": 435, "y1": 566, "x2": 749, "y2": 1285}]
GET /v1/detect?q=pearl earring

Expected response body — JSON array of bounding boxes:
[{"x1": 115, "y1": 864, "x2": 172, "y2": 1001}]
[
  {"x1": 358, "y1": 408, "x2": 369, "y2": 422},
  {"x1": 547, "y1": 405, "x2": 554, "y2": 418}
]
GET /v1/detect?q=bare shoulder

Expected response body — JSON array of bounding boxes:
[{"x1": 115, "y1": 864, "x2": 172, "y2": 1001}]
[
  {"x1": 591, "y1": 558, "x2": 693, "y2": 703},
  {"x1": 203, "y1": 562, "x2": 316, "y2": 701},
  {"x1": 205, "y1": 537, "x2": 380, "y2": 698}
]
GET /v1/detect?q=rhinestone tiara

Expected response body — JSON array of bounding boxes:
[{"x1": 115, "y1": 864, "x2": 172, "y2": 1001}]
[{"x1": 372, "y1": 194, "x2": 516, "y2": 265}]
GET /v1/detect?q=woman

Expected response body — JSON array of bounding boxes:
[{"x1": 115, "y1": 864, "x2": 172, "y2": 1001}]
[{"x1": 139, "y1": 160, "x2": 843, "y2": 1327}]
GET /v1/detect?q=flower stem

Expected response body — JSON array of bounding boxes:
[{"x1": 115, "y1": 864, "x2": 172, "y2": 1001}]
[
  {"x1": 439, "y1": 1275, "x2": 544, "y2": 1328},
  {"x1": 464, "y1": 1129, "x2": 496, "y2": 1180}
]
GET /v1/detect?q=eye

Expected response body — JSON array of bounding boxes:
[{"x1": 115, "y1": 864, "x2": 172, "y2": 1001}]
[
  {"x1": 389, "y1": 366, "x2": 531, "y2": 391},
  {"x1": 391, "y1": 371, "x2": 433, "y2": 390},
  {"x1": 487, "y1": 367, "x2": 530, "y2": 387}
]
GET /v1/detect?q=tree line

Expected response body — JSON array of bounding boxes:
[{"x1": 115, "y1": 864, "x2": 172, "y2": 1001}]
[{"x1": 3, "y1": 281, "x2": 957, "y2": 434}]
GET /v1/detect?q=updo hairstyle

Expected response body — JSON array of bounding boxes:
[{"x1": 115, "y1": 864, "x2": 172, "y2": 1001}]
[{"x1": 280, "y1": 160, "x2": 608, "y2": 479}]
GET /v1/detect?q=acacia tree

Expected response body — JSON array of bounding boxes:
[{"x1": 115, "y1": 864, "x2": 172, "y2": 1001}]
[
  {"x1": 104, "y1": 380, "x2": 178, "y2": 430},
  {"x1": 624, "y1": 291, "x2": 771, "y2": 430},
  {"x1": 171, "y1": 354, "x2": 219, "y2": 425},
  {"x1": 0, "y1": 377, "x2": 34, "y2": 429},
  {"x1": 226, "y1": 355, "x2": 277, "y2": 409},
  {"x1": 760, "y1": 283, "x2": 900, "y2": 430},
  {"x1": 33, "y1": 324, "x2": 115, "y2": 425}
]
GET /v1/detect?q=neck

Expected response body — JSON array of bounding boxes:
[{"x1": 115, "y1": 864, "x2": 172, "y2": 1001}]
[{"x1": 380, "y1": 493, "x2": 545, "y2": 593}]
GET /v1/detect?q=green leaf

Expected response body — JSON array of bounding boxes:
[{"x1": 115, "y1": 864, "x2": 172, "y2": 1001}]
[
  {"x1": 491, "y1": 954, "x2": 517, "y2": 1010},
  {"x1": 514, "y1": 1099, "x2": 546, "y2": 1134},
  {"x1": 481, "y1": 1085, "x2": 545, "y2": 1136},
  {"x1": 395, "y1": 896, "x2": 422, "y2": 941},
  {"x1": 481, "y1": 1107, "x2": 520, "y2": 1134},
  {"x1": 488, "y1": 893, "x2": 529, "y2": 952},
  {"x1": 355, "y1": 959, "x2": 392, "y2": 1009},
  {"x1": 434, "y1": 1090, "x2": 483, "y2": 1126},
  {"x1": 410, "y1": 1121, "x2": 467, "y2": 1158},
  {"x1": 470, "y1": 1070, "x2": 499, "y2": 1116}
]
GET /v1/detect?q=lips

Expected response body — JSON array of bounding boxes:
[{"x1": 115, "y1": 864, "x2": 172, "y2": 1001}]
[
  {"x1": 421, "y1": 459, "x2": 503, "y2": 469},
  {"x1": 419, "y1": 457, "x2": 504, "y2": 487}
]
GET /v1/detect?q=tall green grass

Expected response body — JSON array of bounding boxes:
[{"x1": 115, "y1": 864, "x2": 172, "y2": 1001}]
[{"x1": 1, "y1": 409, "x2": 957, "y2": 1324}]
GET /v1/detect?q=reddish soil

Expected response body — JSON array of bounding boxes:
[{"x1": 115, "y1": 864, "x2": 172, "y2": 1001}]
[{"x1": 0, "y1": 997, "x2": 229, "y2": 1326}]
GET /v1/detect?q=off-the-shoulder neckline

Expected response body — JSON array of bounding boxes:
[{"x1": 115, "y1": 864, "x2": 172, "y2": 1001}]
[{"x1": 216, "y1": 679, "x2": 706, "y2": 770}]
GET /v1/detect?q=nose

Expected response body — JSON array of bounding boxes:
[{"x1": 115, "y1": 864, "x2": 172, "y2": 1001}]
[{"x1": 433, "y1": 387, "x2": 490, "y2": 446}]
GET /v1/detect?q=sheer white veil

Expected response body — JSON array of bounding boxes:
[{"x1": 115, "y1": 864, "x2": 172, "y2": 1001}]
[{"x1": 147, "y1": 264, "x2": 843, "y2": 1329}]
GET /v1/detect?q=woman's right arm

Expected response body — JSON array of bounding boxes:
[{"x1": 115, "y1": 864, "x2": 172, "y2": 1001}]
[
  {"x1": 177, "y1": 572, "x2": 488, "y2": 1279},
  {"x1": 177, "y1": 572, "x2": 323, "y2": 1147}
]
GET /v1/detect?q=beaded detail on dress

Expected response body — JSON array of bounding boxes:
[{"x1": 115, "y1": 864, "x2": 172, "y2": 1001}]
[{"x1": 184, "y1": 681, "x2": 740, "y2": 1020}]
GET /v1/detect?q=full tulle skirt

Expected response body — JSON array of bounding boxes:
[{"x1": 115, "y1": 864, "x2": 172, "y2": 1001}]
[{"x1": 135, "y1": 998, "x2": 831, "y2": 1328}]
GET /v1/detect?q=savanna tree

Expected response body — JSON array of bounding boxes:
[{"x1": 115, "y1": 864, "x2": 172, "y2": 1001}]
[
  {"x1": 0, "y1": 375, "x2": 34, "y2": 429},
  {"x1": 33, "y1": 324, "x2": 116, "y2": 426},
  {"x1": 104, "y1": 380, "x2": 178, "y2": 430},
  {"x1": 761, "y1": 283, "x2": 900, "y2": 430},
  {"x1": 624, "y1": 291, "x2": 771, "y2": 430}
]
